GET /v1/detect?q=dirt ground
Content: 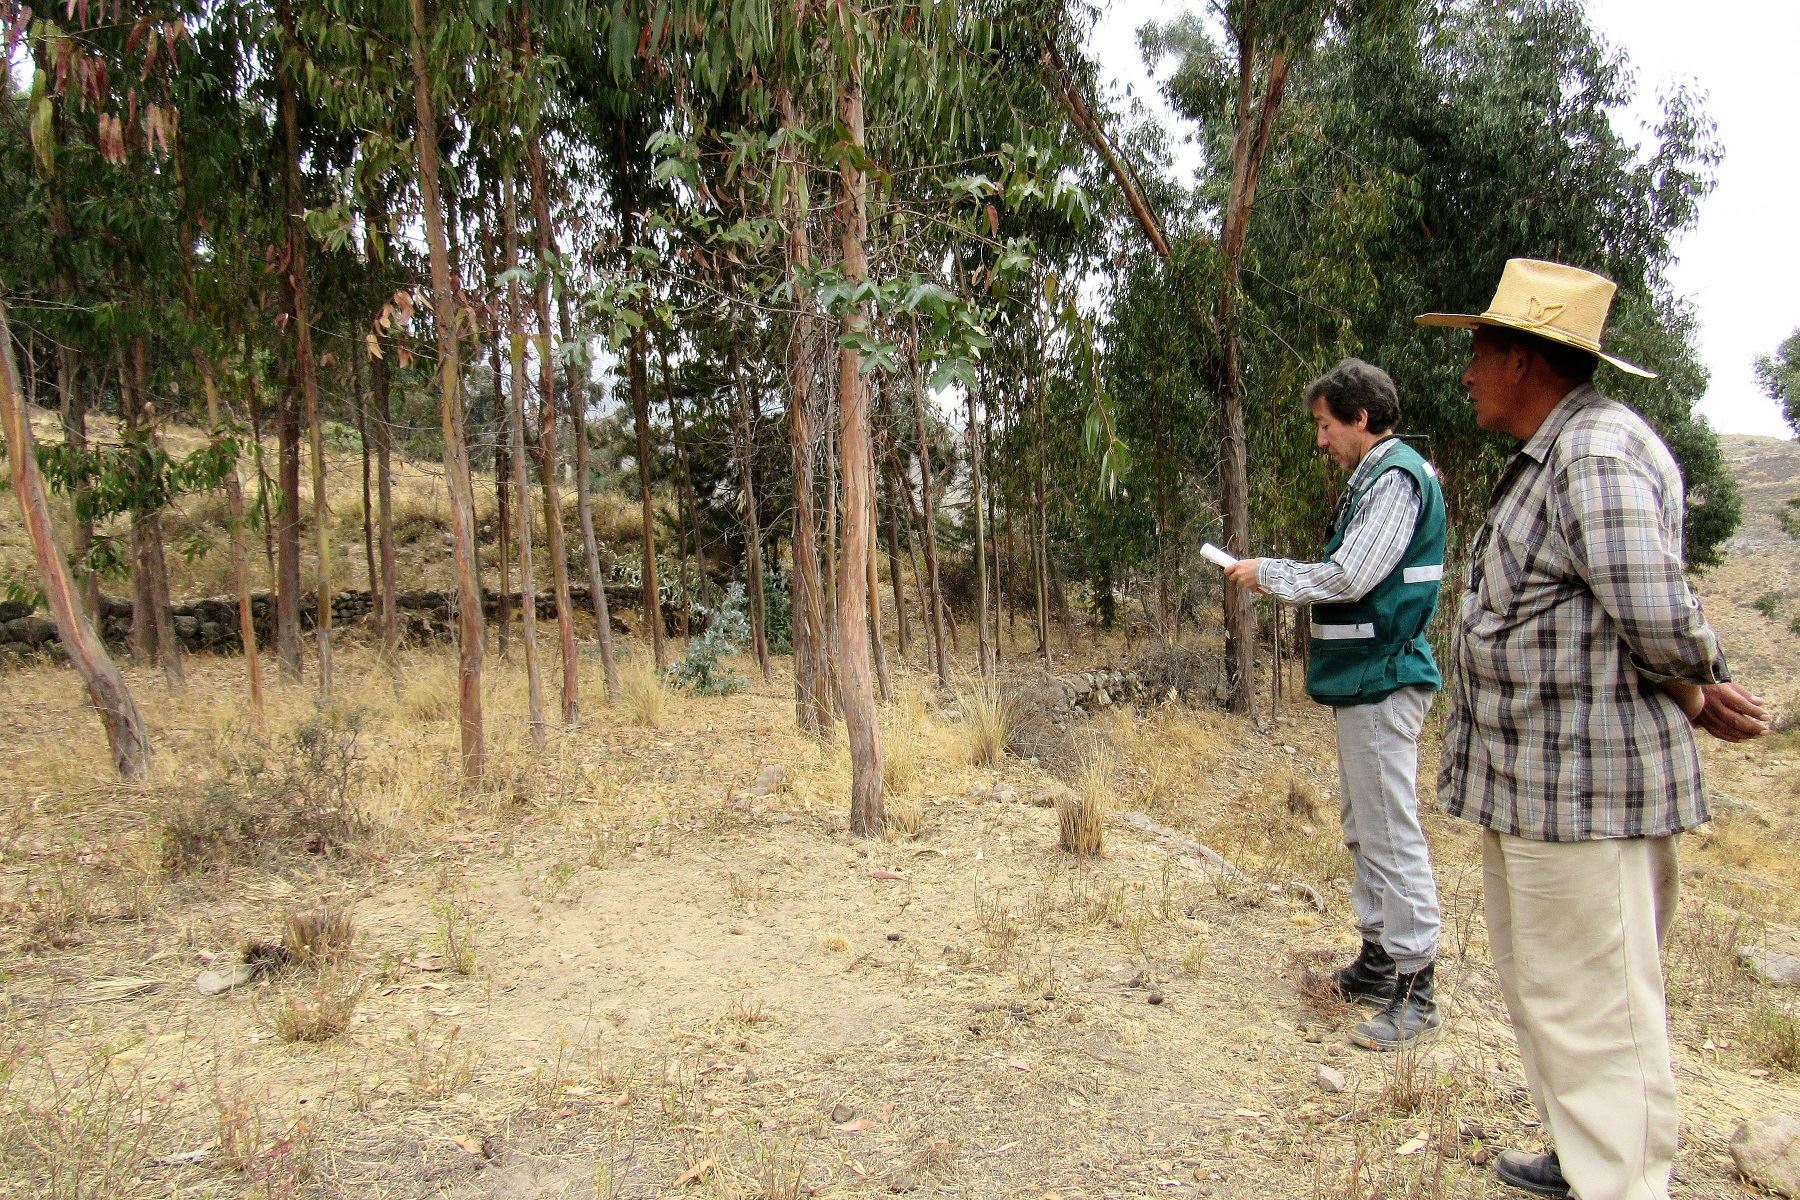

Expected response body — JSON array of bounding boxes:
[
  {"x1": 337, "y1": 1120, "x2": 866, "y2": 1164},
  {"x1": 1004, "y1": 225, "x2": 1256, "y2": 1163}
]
[{"x1": 3, "y1": 440, "x2": 1799, "y2": 1200}]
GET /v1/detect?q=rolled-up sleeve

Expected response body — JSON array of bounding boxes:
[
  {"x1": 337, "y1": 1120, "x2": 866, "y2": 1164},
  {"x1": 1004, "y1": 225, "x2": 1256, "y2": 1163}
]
[
  {"x1": 1553, "y1": 452, "x2": 1727, "y2": 685},
  {"x1": 1258, "y1": 471, "x2": 1419, "y2": 605}
]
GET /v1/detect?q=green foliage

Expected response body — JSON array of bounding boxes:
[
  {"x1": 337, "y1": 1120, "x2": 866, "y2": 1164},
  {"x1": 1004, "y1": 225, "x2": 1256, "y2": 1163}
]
[
  {"x1": 1757, "y1": 327, "x2": 1800, "y2": 436},
  {"x1": 669, "y1": 583, "x2": 752, "y2": 696},
  {"x1": 36, "y1": 431, "x2": 239, "y2": 525},
  {"x1": 762, "y1": 567, "x2": 793, "y2": 656},
  {"x1": 1754, "y1": 592, "x2": 1784, "y2": 620}
]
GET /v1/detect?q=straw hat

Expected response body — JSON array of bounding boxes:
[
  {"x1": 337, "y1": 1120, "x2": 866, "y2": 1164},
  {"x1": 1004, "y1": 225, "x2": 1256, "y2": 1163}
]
[{"x1": 1415, "y1": 258, "x2": 1656, "y2": 378}]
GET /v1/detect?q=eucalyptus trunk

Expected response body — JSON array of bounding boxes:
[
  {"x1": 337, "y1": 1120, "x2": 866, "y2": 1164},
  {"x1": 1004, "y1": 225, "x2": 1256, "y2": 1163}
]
[
  {"x1": 911, "y1": 376, "x2": 949, "y2": 687},
  {"x1": 728, "y1": 324, "x2": 770, "y2": 680},
  {"x1": 528, "y1": 131, "x2": 579, "y2": 726},
  {"x1": 834, "y1": 3, "x2": 883, "y2": 836},
  {"x1": 779, "y1": 88, "x2": 832, "y2": 734},
  {"x1": 503, "y1": 177, "x2": 546, "y2": 746},
  {"x1": 558, "y1": 285, "x2": 618, "y2": 700},
  {"x1": 278, "y1": 0, "x2": 332, "y2": 698},
  {"x1": 410, "y1": 0, "x2": 485, "y2": 780},
  {"x1": 1, "y1": 296, "x2": 152, "y2": 779}
]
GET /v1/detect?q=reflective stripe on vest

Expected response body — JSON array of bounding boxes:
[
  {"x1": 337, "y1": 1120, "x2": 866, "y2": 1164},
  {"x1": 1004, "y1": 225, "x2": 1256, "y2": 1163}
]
[
  {"x1": 1313, "y1": 622, "x2": 1377, "y2": 641},
  {"x1": 1402, "y1": 564, "x2": 1444, "y2": 584}
]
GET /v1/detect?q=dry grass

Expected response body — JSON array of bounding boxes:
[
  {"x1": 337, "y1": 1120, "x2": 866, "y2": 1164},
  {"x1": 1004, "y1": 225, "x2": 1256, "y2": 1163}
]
[
  {"x1": 618, "y1": 656, "x2": 671, "y2": 728},
  {"x1": 270, "y1": 971, "x2": 365, "y2": 1043},
  {"x1": 283, "y1": 903, "x2": 356, "y2": 971},
  {"x1": 0, "y1": 603, "x2": 1791, "y2": 1200},
  {"x1": 1058, "y1": 751, "x2": 1110, "y2": 858},
  {"x1": 882, "y1": 794, "x2": 924, "y2": 841},
  {"x1": 957, "y1": 681, "x2": 1014, "y2": 766}
]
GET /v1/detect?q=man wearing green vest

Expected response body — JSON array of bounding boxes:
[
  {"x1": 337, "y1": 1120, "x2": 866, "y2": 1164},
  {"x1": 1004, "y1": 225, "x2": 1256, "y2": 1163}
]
[{"x1": 1225, "y1": 357, "x2": 1448, "y2": 1051}]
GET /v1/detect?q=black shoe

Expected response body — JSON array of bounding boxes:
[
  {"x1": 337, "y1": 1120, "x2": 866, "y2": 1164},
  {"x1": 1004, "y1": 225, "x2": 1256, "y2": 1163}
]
[
  {"x1": 1494, "y1": 1149, "x2": 1570, "y2": 1197},
  {"x1": 1350, "y1": 961, "x2": 1442, "y2": 1051},
  {"x1": 1330, "y1": 939, "x2": 1398, "y2": 1007}
]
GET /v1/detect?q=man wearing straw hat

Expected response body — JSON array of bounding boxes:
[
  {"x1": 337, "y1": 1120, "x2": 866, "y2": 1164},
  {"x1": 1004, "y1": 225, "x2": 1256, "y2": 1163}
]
[{"x1": 1418, "y1": 259, "x2": 1769, "y2": 1200}]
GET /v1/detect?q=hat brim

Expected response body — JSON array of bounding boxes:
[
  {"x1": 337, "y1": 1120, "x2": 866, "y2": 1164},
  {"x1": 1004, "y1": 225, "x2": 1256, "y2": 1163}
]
[{"x1": 1414, "y1": 311, "x2": 1656, "y2": 378}]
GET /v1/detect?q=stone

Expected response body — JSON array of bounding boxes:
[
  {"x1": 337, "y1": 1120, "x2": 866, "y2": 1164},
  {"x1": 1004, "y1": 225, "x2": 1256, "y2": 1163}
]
[
  {"x1": 749, "y1": 765, "x2": 791, "y2": 798},
  {"x1": 1315, "y1": 1065, "x2": 1347, "y2": 1094},
  {"x1": 1731, "y1": 1115, "x2": 1800, "y2": 1198},
  {"x1": 6, "y1": 615, "x2": 56, "y2": 646},
  {"x1": 1739, "y1": 946, "x2": 1800, "y2": 987},
  {"x1": 1711, "y1": 792, "x2": 1771, "y2": 826},
  {"x1": 0, "y1": 599, "x2": 30, "y2": 623},
  {"x1": 195, "y1": 962, "x2": 257, "y2": 996}
]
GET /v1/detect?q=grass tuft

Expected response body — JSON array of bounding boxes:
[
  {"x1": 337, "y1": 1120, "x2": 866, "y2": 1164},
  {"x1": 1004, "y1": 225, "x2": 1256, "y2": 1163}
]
[
  {"x1": 958, "y1": 683, "x2": 1014, "y2": 767},
  {"x1": 271, "y1": 972, "x2": 364, "y2": 1043},
  {"x1": 1058, "y1": 751, "x2": 1110, "y2": 858},
  {"x1": 618, "y1": 657, "x2": 670, "y2": 728}
]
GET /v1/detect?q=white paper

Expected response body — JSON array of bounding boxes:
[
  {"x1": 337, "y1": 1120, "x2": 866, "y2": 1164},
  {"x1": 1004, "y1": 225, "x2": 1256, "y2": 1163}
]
[{"x1": 1201, "y1": 542, "x2": 1237, "y2": 570}]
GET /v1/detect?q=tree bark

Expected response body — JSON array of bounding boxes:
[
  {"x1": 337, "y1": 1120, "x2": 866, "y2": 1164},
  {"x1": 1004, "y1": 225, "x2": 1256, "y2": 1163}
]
[
  {"x1": 353, "y1": 352, "x2": 378, "y2": 600},
  {"x1": 491, "y1": 336, "x2": 513, "y2": 658},
  {"x1": 275, "y1": 317, "x2": 303, "y2": 679},
  {"x1": 278, "y1": 0, "x2": 332, "y2": 699},
  {"x1": 834, "y1": 2, "x2": 883, "y2": 836},
  {"x1": 629, "y1": 322, "x2": 664, "y2": 668},
  {"x1": 365, "y1": 215, "x2": 401, "y2": 678},
  {"x1": 728, "y1": 323, "x2": 770, "y2": 680},
  {"x1": 55, "y1": 348, "x2": 99, "y2": 621},
  {"x1": 202, "y1": 362, "x2": 264, "y2": 726},
  {"x1": 911, "y1": 375, "x2": 950, "y2": 687},
  {"x1": 503, "y1": 176, "x2": 546, "y2": 747},
  {"x1": 558, "y1": 282, "x2": 619, "y2": 700},
  {"x1": 410, "y1": 0, "x2": 485, "y2": 781},
  {"x1": 1, "y1": 296, "x2": 153, "y2": 779},
  {"x1": 780, "y1": 85, "x2": 833, "y2": 734},
  {"x1": 1216, "y1": 42, "x2": 1294, "y2": 714},
  {"x1": 527, "y1": 130, "x2": 579, "y2": 727},
  {"x1": 966, "y1": 366, "x2": 992, "y2": 681},
  {"x1": 882, "y1": 459, "x2": 908, "y2": 661},
  {"x1": 664, "y1": 345, "x2": 694, "y2": 639},
  {"x1": 126, "y1": 341, "x2": 184, "y2": 688}
]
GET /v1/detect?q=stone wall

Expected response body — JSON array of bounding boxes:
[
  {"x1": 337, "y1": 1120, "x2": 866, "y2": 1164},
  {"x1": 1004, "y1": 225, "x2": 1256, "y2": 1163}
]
[{"x1": 0, "y1": 584, "x2": 666, "y2": 668}]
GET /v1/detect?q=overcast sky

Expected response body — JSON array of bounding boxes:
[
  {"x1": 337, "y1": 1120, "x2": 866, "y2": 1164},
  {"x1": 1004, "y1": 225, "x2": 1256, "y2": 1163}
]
[{"x1": 1086, "y1": 0, "x2": 1800, "y2": 437}]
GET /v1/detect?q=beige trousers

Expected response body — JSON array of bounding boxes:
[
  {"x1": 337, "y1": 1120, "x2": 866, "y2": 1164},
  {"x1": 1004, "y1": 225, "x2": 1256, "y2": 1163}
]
[{"x1": 1482, "y1": 831, "x2": 1680, "y2": 1200}]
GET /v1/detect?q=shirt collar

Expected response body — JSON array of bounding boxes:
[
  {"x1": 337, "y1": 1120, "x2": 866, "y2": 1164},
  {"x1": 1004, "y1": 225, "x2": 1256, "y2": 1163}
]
[
  {"x1": 1347, "y1": 434, "x2": 1401, "y2": 489},
  {"x1": 1517, "y1": 383, "x2": 1600, "y2": 464}
]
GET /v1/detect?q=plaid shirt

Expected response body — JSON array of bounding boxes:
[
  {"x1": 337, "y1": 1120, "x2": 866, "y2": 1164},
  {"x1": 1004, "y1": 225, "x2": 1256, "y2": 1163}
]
[
  {"x1": 1438, "y1": 384, "x2": 1730, "y2": 841},
  {"x1": 1258, "y1": 437, "x2": 1423, "y2": 605}
]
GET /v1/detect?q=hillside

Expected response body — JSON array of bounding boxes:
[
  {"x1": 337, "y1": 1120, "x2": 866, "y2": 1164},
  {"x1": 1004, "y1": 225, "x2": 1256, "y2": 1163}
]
[{"x1": 0, "y1": 434, "x2": 1796, "y2": 1200}]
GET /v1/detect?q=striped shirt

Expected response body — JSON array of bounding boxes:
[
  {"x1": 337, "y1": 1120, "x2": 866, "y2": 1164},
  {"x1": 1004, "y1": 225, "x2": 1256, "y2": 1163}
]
[
  {"x1": 1257, "y1": 437, "x2": 1422, "y2": 605},
  {"x1": 1438, "y1": 384, "x2": 1730, "y2": 842}
]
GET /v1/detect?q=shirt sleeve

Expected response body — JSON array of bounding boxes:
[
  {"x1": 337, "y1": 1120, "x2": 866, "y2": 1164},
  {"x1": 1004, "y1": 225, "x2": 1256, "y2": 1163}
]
[
  {"x1": 1256, "y1": 470, "x2": 1421, "y2": 605},
  {"x1": 1551, "y1": 451, "x2": 1727, "y2": 685}
]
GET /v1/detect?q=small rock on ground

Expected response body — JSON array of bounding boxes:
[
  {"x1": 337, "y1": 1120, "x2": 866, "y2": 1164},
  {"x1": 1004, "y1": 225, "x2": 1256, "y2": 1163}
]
[
  {"x1": 1315, "y1": 1065, "x2": 1347, "y2": 1094},
  {"x1": 749, "y1": 765, "x2": 791, "y2": 798},
  {"x1": 1732, "y1": 1115, "x2": 1800, "y2": 1198},
  {"x1": 1739, "y1": 946, "x2": 1800, "y2": 987},
  {"x1": 195, "y1": 962, "x2": 257, "y2": 996}
]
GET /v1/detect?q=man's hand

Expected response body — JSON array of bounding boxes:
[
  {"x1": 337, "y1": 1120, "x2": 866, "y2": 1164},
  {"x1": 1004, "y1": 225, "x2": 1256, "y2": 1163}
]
[
  {"x1": 1693, "y1": 682, "x2": 1770, "y2": 743},
  {"x1": 1224, "y1": 558, "x2": 1266, "y2": 594}
]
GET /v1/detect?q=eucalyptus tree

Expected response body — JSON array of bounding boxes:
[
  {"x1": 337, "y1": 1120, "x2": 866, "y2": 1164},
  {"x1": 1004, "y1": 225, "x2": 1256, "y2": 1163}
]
[
  {"x1": 1230, "y1": 0, "x2": 1735, "y2": 566},
  {"x1": 1758, "y1": 329, "x2": 1800, "y2": 436}
]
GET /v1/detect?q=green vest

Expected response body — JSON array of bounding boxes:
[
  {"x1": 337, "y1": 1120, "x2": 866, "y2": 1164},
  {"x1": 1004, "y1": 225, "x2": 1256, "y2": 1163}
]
[{"x1": 1305, "y1": 438, "x2": 1446, "y2": 707}]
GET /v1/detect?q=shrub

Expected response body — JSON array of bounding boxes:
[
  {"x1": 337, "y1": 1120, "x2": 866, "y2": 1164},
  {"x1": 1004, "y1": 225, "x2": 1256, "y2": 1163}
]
[
  {"x1": 669, "y1": 582, "x2": 751, "y2": 695},
  {"x1": 160, "y1": 708, "x2": 370, "y2": 873},
  {"x1": 763, "y1": 568, "x2": 794, "y2": 655},
  {"x1": 1754, "y1": 591, "x2": 1784, "y2": 620}
]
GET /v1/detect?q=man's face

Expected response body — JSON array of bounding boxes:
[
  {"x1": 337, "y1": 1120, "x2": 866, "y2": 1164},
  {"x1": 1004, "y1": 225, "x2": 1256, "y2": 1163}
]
[
  {"x1": 1461, "y1": 329, "x2": 1522, "y2": 433},
  {"x1": 1310, "y1": 396, "x2": 1368, "y2": 472}
]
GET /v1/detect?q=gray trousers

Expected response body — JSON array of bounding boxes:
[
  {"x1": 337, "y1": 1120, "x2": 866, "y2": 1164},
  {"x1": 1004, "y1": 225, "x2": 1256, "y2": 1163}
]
[{"x1": 1333, "y1": 685, "x2": 1441, "y2": 973}]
